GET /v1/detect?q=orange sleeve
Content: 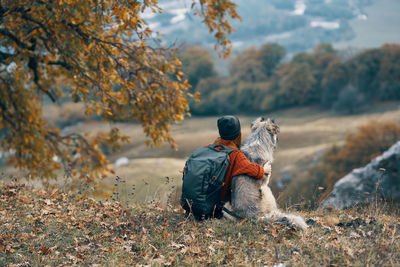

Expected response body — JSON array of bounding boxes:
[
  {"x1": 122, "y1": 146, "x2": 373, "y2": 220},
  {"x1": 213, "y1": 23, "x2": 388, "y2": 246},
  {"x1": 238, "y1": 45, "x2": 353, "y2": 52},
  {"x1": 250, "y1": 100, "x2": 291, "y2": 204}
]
[{"x1": 230, "y1": 150, "x2": 264, "y2": 179}]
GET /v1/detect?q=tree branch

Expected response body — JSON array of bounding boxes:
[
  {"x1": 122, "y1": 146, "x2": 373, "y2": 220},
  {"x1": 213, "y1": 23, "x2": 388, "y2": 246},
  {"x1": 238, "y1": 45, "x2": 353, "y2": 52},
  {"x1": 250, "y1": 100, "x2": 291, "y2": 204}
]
[
  {"x1": 0, "y1": 101, "x2": 16, "y2": 128},
  {"x1": 0, "y1": 28, "x2": 30, "y2": 49},
  {"x1": 47, "y1": 60, "x2": 73, "y2": 70},
  {"x1": 0, "y1": 51, "x2": 15, "y2": 63}
]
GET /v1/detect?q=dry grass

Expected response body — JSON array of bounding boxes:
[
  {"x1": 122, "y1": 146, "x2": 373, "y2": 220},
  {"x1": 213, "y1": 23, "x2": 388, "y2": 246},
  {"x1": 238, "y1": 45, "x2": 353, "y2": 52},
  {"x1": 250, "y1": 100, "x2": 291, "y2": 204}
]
[
  {"x1": 96, "y1": 104, "x2": 400, "y2": 204},
  {"x1": 1, "y1": 182, "x2": 400, "y2": 266},
  {"x1": 105, "y1": 158, "x2": 186, "y2": 205}
]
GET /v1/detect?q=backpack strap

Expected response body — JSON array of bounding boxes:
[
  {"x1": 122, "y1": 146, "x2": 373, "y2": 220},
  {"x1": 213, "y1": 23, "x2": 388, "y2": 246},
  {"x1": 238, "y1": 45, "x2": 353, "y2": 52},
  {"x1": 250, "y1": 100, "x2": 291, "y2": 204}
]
[{"x1": 208, "y1": 143, "x2": 238, "y2": 154}]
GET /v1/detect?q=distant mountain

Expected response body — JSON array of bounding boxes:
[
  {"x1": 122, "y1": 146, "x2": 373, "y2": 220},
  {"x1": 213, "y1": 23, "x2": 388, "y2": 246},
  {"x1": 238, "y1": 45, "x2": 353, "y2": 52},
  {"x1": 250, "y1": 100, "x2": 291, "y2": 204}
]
[{"x1": 144, "y1": 0, "x2": 391, "y2": 54}]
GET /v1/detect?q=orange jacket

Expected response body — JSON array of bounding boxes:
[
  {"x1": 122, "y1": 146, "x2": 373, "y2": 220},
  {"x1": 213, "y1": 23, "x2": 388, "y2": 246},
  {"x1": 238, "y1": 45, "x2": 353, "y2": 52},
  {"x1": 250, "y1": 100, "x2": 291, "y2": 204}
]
[{"x1": 212, "y1": 139, "x2": 264, "y2": 202}]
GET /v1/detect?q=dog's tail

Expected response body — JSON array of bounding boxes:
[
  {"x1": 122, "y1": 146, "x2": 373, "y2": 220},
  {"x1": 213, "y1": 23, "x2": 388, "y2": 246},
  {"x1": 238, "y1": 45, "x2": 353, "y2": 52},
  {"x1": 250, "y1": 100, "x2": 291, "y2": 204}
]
[{"x1": 261, "y1": 210, "x2": 308, "y2": 231}]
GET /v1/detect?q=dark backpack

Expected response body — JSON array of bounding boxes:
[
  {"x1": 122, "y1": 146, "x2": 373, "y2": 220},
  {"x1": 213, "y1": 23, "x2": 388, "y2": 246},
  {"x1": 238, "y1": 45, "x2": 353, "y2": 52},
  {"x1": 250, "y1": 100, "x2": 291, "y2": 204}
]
[{"x1": 181, "y1": 144, "x2": 237, "y2": 219}]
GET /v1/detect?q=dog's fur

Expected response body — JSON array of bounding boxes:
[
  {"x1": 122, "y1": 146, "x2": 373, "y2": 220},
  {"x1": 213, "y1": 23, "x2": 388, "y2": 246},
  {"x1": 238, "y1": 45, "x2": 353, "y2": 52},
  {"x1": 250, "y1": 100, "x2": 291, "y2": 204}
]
[{"x1": 223, "y1": 117, "x2": 308, "y2": 230}]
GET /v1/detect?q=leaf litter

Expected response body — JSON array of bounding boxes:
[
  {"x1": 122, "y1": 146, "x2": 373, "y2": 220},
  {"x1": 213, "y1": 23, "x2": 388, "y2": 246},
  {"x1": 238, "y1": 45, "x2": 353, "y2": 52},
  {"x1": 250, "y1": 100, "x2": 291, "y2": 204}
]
[{"x1": 1, "y1": 182, "x2": 400, "y2": 266}]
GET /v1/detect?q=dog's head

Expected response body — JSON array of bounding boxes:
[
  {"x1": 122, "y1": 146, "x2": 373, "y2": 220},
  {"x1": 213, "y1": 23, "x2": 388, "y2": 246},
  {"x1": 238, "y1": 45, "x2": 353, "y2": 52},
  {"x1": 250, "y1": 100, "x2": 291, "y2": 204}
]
[{"x1": 250, "y1": 117, "x2": 280, "y2": 150}]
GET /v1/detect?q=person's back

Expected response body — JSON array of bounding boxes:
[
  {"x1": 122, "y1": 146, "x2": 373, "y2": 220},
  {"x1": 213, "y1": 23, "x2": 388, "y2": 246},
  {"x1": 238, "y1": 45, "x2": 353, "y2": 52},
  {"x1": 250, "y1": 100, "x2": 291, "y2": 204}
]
[{"x1": 181, "y1": 115, "x2": 271, "y2": 220}]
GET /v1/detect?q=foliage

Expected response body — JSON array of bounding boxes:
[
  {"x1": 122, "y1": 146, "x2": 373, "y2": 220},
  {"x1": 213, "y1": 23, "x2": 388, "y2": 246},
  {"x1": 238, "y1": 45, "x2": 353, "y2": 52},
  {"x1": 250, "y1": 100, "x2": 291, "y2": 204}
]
[
  {"x1": 193, "y1": 0, "x2": 241, "y2": 58},
  {"x1": 345, "y1": 44, "x2": 400, "y2": 101},
  {"x1": 320, "y1": 58, "x2": 349, "y2": 106},
  {"x1": 0, "y1": 0, "x2": 240, "y2": 178},
  {"x1": 229, "y1": 44, "x2": 286, "y2": 83},
  {"x1": 376, "y1": 44, "x2": 400, "y2": 100},
  {"x1": 209, "y1": 82, "x2": 272, "y2": 114},
  {"x1": 190, "y1": 77, "x2": 225, "y2": 115},
  {"x1": 179, "y1": 46, "x2": 215, "y2": 89},
  {"x1": 259, "y1": 43, "x2": 286, "y2": 77},
  {"x1": 190, "y1": 43, "x2": 400, "y2": 115},
  {"x1": 348, "y1": 48, "x2": 382, "y2": 98},
  {"x1": 332, "y1": 84, "x2": 366, "y2": 114},
  {"x1": 229, "y1": 47, "x2": 268, "y2": 83},
  {"x1": 274, "y1": 62, "x2": 317, "y2": 107},
  {"x1": 2, "y1": 182, "x2": 400, "y2": 266}
]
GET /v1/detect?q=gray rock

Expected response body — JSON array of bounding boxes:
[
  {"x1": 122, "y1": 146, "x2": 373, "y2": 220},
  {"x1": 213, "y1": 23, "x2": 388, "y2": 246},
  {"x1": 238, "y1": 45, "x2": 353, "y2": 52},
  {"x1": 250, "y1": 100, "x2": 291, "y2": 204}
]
[{"x1": 321, "y1": 141, "x2": 400, "y2": 209}]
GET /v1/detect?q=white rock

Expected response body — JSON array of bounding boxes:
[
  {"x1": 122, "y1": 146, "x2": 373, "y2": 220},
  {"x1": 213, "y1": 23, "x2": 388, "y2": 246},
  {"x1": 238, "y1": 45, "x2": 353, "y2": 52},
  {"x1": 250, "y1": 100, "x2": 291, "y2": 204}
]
[
  {"x1": 321, "y1": 141, "x2": 400, "y2": 209},
  {"x1": 115, "y1": 157, "x2": 129, "y2": 166}
]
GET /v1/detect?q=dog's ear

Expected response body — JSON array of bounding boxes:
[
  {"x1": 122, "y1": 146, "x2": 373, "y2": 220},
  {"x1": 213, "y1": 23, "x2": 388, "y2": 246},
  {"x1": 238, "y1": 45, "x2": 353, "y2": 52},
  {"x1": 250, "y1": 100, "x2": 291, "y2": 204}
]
[
  {"x1": 269, "y1": 123, "x2": 280, "y2": 134},
  {"x1": 266, "y1": 118, "x2": 280, "y2": 134},
  {"x1": 251, "y1": 117, "x2": 263, "y2": 131}
]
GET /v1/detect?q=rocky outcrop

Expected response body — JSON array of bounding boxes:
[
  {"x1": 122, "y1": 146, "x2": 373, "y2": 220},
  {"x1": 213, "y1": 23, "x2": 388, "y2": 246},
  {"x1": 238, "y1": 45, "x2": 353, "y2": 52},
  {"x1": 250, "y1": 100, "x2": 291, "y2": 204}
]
[{"x1": 321, "y1": 141, "x2": 400, "y2": 209}]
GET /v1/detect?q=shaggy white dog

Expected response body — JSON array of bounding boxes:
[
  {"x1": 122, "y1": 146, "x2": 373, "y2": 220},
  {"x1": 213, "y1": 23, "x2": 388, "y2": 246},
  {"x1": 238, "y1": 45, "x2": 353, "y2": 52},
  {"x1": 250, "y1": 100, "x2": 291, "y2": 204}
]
[{"x1": 223, "y1": 117, "x2": 308, "y2": 230}]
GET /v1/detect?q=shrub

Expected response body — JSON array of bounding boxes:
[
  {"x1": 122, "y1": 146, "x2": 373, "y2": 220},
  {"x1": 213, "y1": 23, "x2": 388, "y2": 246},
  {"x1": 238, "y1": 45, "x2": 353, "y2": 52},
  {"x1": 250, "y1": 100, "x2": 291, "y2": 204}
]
[
  {"x1": 324, "y1": 120, "x2": 400, "y2": 182},
  {"x1": 208, "y1": 87, "x2": 238, "y2": 114},
  {"x1": 274, "y1": 63, "x2": 317, "y2": 107},
  {"x1": 235, "y1": 82, "x2": 272, "y2": 112},
  {"x1": 281, "y1": 120, "x2": 400, "y2": 208},
  {"x1": 190, "y1": 77, "x2": 224, "y2": 115},
  {"x1": 320, "y1": 59, "x2": 349, "y2": 107},
  {"x1": 259, "y1": 43, "x2": 286, "y2": 77},
  {"x1": 229, "y1": 47, "x2": 268, "y2": 83},
  {"x1": 332, "y1": 84, "x2": 366, "y2": 114},
  {"x1": 179, "y1": 46, "x2": 216, "y2": 89}
]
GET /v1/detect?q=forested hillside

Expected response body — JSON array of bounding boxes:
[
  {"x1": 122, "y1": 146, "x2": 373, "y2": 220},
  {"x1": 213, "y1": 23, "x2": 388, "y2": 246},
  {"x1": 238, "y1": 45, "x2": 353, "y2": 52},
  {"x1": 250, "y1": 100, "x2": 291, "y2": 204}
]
[{"x1": 181, "y1": 43, "x2": 400, "y2": 115}]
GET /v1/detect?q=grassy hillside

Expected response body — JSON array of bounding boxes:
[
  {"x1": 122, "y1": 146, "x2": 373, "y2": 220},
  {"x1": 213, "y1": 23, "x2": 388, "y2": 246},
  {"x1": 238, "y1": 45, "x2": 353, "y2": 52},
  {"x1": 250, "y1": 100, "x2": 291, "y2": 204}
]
[
  {"x1": 78, "y1": 103, "x2": 400, "y2": 205},
  {"x1": 2, "y1": 103, "x2": 400, "y2": 205},
  {"x1": 1, "y1": 182, "x2": 400, "y2": 266}
]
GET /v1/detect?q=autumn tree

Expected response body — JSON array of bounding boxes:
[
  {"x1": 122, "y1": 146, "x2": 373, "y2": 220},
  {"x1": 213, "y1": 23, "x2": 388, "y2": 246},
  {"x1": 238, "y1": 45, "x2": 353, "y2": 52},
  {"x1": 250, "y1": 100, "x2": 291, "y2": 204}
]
[
  {"x1": 332, "y1": 84, "x2": 366, "y2": 114},
  {"x1": 377, "y1": 44, "x2": 400, "y2": 100},
  {"x1": 190, "y1": 76, "x2": 224, "y2": 115},
  {"x1": 274, "y1": 62, "x2": 317, "y2": 107},
  {"x1": 347, "y1": 47, "x2": 382, "y2": 99},
  {"x1": 259, "y1": 43, "x2": 286, "y2": 77},
  {"x1": 320, "y1": 58, "x2": 349, "y2": 107},
  {"x1": 179, "y1": 46, "x2": 215, "y2": 89},
  {"x1": 229, "y1": 47, "x2": 267, "y2": 83},
  {"x1": 0, "y1": 0, "x2": 240, "y2": 178}
]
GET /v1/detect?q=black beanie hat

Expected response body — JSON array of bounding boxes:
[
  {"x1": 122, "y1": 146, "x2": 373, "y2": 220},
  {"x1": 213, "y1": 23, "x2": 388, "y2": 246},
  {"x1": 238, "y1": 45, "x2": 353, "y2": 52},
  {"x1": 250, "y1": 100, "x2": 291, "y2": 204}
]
[{"x1": 217, "y1": 115, "x2": 241, "y2": 140}]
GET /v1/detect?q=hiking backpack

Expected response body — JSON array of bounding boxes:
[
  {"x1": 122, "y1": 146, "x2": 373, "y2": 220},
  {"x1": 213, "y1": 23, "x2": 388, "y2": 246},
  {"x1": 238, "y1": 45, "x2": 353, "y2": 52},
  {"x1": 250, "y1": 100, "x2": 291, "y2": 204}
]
[{"x1": 181, "y1": 144, "x2": 237, "y2": 218}]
